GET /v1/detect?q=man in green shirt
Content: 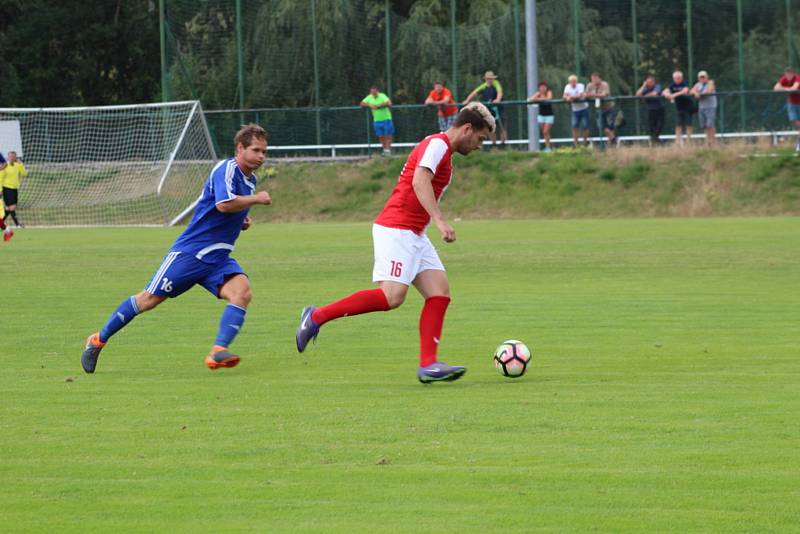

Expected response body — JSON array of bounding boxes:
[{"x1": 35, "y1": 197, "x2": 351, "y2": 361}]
[{"x1": 361, "y1": 86, "x2": 395, "y2": 156}]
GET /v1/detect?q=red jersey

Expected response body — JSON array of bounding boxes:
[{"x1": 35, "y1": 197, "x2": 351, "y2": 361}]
[
  {"x1": 779, "y1": 74, "x2": 800, "y2": 105},
  {"x1": 375, "y1": 133, "x2": 453, "y2": 234}
]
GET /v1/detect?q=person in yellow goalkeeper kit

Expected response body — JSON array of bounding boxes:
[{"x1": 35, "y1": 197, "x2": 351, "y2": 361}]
[{"x1": 1, "y1": 151, "x2": 27, "y2": 227}]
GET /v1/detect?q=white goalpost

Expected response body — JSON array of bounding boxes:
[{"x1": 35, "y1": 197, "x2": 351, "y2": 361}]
[{"x1": 0, "y1": 100, "x2": 217, "y2": 227}]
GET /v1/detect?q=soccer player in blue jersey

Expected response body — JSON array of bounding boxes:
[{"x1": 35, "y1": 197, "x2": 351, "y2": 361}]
[{"x1": 81, "y1": 124, "x2": 272, "y2": 373}]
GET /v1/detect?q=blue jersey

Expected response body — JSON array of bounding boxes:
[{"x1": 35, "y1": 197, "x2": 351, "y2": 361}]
[{"x1": 170, "y1": 158, "x2": 256, "y2": 264}]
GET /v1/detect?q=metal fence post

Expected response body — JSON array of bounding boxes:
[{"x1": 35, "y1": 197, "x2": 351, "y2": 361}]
[
  {"x1": 311, "y1": 0, "x2": 322, "y2": 147},
  {"x1": 451, "y1": 0, "x2": 458, "y2": 100},
  {"x1": 787, "y1": 0, "x2": 795, "y2": 68},
  {"x1": 366, "y1": 109, "x2": 372, "y2": 158},
  {"x1": 686, "y1": 0, "x2": 694, "y2": 81},
  {"x1": 385, "y1": 0, "x2": 392, "y2": 96},
  {"x1": 632, "y1": 0, "x2": 641, "y2": 135},
  {"x1": 573, "y1": 0, "x2": 581, "y2": 77},
  {"x1": 159, "y1": 0, "x2": 170, "y2": 102},
  {"x1": 235, "y1": 0, "x2": 245, "y2": 109},
  {"x1": 737, "y1": 0, "x2": 747, "y2": 131},
  {"x1": 526, "y1": 0, "x2": 540, "y2": 152},
  {"x1": 514, "y1": 0, "x2": 524, "y2": 141}
]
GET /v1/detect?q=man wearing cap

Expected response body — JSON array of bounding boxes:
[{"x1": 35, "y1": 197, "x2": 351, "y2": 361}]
[
  {"x1": 463, "y1": 71, "x2": 507, "y2": 147},
  {"x1": 361, "y1": 85, "x2": 395, "y2": 156},
  {"x1": 691, "y1": 70, "x2": 717, "y2": 146},
  {"x1": 773, "y1": 67, "x2": 800, "y2": 152},
  {"x1": 563, "y1": 75, "x2": 589, "y2": 148}
]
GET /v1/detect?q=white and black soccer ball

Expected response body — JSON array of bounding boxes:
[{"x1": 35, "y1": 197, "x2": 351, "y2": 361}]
[{"x1": 493, "y1": 340, "x2": 532, "y2": 378}]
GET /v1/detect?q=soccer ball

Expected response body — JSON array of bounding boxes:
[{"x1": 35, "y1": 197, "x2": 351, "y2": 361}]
[{"x1": 493, "y1": 340, "x2": 532, "y2": 378}]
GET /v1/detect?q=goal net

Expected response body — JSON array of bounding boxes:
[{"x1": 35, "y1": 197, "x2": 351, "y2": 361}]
[{"x1": 0, "y1": 100, "x2": 217, "y2": 226}]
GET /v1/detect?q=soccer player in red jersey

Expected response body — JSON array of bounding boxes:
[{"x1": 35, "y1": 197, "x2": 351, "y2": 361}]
[{"x1": 296, "y1": 102, "x2": 495, "y2": 383}]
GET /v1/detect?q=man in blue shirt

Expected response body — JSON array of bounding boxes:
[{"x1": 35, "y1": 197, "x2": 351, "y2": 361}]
[
  {"x1": 81, "y1": 124, "x2": 272, "y2": 373},
  {"x1": 636, "y1": 75, "x2": 665, "y2": 145},
  {"x1": 663, "y1": 70, "x2": 694, "y2": 145}
]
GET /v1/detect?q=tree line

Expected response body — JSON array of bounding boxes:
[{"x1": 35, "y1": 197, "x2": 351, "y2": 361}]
[{"x1": 0, "y1": 0, "x2": 795, "y2": 109}]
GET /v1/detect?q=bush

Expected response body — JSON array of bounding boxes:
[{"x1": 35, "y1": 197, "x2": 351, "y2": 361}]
[{"x1": 620, "y1": 159, "x2": 651, "y2": 188}]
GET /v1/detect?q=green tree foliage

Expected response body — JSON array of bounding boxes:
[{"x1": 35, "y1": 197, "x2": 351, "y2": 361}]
[
  {"x1": 0, "y1": 0, "x2": 160, "y2": 106},
  {"x1": 0, "y1": 0, "x2": 796, "y2": 109}
]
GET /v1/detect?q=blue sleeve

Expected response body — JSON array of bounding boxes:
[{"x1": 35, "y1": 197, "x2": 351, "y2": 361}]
[
  {"x1": 211, "y1": 161, "x2": 236, "y2": 205},
  {"x1": 0, "y1": 153, "x2": 5, "y2": 164}
]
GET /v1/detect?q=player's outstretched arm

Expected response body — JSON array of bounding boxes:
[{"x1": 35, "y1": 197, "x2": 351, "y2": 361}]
[
  {"x1": 216, "y1": 191, "x2": 271, "y2": 213},
  {"x1": 412, "y1": 167, "x2": 455, "y2": 243}
]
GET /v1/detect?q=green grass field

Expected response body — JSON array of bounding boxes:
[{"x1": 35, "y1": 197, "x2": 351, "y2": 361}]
[{"x1": 2, "y1": 219, "x2": 799, "y2": 532}]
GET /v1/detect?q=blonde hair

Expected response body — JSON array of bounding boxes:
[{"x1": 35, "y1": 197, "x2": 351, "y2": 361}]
[
  {"x1": 457, "y1": 102, "x2": 496, "y2": 133},
  {"x1": 568, "y1": 74, "x2": 578, "y2": 82}
]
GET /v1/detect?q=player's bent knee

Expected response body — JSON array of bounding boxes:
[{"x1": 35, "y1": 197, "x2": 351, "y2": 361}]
[
  {"x1": 385, "y1": 293, "x2": 405, "y2": 309},
  {"x1": 232, "y1": 288, "x2": 252, "y2": 307},
  {"x1": 380, "y1": 288, "x2": 407, "y2": 309}
]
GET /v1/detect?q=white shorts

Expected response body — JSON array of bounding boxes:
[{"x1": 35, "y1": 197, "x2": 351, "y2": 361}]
[{"x1": 372, "y1": 224, "x2": 445, "y2": 286}]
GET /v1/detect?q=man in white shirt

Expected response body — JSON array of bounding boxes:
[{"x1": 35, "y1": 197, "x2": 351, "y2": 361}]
[{"x1": 563, "y1": 75, "x2": 589, "y2": 147}]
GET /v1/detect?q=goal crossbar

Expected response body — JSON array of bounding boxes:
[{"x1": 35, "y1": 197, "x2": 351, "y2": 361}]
[{"x1": 0, "y1": 100, "x2": 217, "y2": 227}]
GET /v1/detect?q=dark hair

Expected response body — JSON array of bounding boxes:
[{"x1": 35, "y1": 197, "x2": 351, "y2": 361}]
[
  {"x1": 234, "y1": 124, "x2": 267, "y2": 149},
  {"x1": 591, "y1": 72, "x2": 602, "y2": 78},
  {"x1": 646, "y1": 74, "x2": 656, "y2": 81},
  {"x1": 453, "y1": 107, "x2": 491, "y2": 132},
  {"x1": 786, "y1": 66, "x2": 796, "y2": 73},
  {"x1": 538, "y1": 81, "x2": 549, "y2": 88}
]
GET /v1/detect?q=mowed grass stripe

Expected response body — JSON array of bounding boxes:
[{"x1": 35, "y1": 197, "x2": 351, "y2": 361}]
[{"x1": 0, "y1": 218, "x2": 798, "y2": 532}]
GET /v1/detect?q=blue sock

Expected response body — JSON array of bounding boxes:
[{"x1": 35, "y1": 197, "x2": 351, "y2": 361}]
[
  {"x1": 214, "y1": 304, "x2": 247, "y2": 348},
  {"x1": 99, "y1": 296, "x2": 140, "y2": 343}
]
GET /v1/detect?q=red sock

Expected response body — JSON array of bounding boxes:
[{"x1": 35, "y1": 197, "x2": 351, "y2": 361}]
[
  {"x1": 0, "y1": 219, "x2": 5, "y2": 230},
  {"x1": 312, "y1": 289, "x2": 390, "y2": 326},
  {"x1": 419, "y1": 296, "x2": 450, "y2": 367}
]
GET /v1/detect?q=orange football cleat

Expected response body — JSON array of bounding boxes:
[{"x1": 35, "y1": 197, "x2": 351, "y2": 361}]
[{"x1": 205, "y1": 345, "x2": 241, "y2": 370}]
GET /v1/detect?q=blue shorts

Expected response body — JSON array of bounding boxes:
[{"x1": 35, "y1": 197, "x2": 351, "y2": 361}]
[
  {"x1": 144, "y1": 251, "x2": 246, "y2": 298},
  {"x1": 788, "y1": 103, "x2": 800, "y2": 123},
  {"x1": 571, "y1": 109, "x2": 589, "y2": 129},
  {"x1": 373, "y1": 120, "x2": 395, "y2": 137}
]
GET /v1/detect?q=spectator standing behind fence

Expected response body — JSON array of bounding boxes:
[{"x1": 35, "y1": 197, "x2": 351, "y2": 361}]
[
  {"x1": 425, "y1": 81, "x2": 458, "y2": 132},
  {"x1": 563, "y1": 75, "x2": 589, "y2": 148},
  {"x1": 528, "y1": 81, "x2": 554, "y2": 152},
  {"x1": 773, "y1": 66, "x2": 800, "y2": 152},
  {"x1": 636, "y1": 75, "x2": 665, "y2": 145},
  {"x1": 463, "y1": 71, "x2": 507, "y2": 147},
  {"x1": 1, "y1": 151, "x2": 27, "y2": 227},
  {"x1": 691, "y1": 70, "x2": 717, "y2": 147},
  {"x1": 585, "y1": 73, "x2": 618, "y2": 147},
  {"x1": 662, "y1": 71, "x2": 694, "y2": 146},
  {"x1": 361, "y1": 86, "x2": 394, "y2": 156}
]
